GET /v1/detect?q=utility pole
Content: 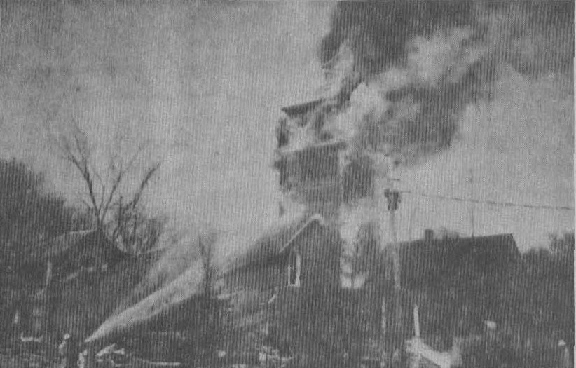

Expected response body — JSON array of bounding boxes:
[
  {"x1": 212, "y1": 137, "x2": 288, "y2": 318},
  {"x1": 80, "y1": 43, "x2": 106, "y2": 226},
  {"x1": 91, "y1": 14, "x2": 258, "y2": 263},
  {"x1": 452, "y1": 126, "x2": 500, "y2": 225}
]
[
  {"x1": 43, "y1": 260, "x2": 53, "y2": 342},
  {"x1": 385, "y1": 187, "x2": 402, "y2": 353},
  {"x1": 467, "y1": 169, "x2": 475, "y2": 237},
  {"x1": 383, "y1": 167, "x2": 402, "y2": 364},
  {"x1": 408, "y1": 205, "x2": 417, "y2": 242}
]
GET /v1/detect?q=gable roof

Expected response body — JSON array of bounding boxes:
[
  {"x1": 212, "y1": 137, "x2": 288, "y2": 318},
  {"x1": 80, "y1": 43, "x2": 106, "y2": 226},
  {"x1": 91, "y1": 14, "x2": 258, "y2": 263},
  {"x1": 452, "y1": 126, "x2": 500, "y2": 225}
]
[
  {"x1": 36, "y1": 229, "x2": 128, "y2": 264},
  {"x1": 395, "y1": 233, "x2": 520, "y2": 287},
  {"x1": 225, "y1": 214, "x2": 326, "y2": 273}
]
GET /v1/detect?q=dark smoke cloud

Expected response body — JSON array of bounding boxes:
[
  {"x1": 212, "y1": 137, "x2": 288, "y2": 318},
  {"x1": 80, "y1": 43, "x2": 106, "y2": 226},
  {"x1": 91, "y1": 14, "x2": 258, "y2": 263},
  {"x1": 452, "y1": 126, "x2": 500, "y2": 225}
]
[
  {"x1": 320, "y1": 1, "x2": 475, "y2": 76},
  {"x1": 319, "y1": 1, "x2": 574, "y2": 163},
  {"x1": 321, "y1": 1, "x2": 573, "y2": 77}
]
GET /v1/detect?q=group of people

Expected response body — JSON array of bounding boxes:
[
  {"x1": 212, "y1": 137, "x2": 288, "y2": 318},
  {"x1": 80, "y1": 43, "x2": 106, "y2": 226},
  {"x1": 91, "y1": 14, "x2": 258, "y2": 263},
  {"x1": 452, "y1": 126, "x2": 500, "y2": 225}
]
[{"x1": 58, "y1": 334, "x2": 127, "y2": 368}]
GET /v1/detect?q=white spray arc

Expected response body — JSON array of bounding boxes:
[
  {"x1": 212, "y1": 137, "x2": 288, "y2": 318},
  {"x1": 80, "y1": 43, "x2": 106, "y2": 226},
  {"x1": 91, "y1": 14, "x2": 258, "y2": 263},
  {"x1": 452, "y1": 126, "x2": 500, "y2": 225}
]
[{"x1": 85, "y1": 200, "x2": 307, "y2": 342}]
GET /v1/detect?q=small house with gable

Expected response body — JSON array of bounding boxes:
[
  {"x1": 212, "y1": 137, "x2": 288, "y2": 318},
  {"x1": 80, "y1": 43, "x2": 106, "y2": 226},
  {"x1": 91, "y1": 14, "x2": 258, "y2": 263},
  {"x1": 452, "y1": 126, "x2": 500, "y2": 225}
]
[{"x1": 17, "y1": 229, "x2": 156, "y2": 342}]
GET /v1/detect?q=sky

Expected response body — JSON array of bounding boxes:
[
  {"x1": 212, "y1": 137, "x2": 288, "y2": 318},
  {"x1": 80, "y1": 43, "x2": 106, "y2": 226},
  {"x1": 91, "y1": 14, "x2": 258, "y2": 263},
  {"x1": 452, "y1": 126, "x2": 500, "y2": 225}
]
[
  {"x1": 392, "y1": 69, "x2": 574, "y2": 247},
  {"x1": 0, "y1": 0, "x2": 573, "y2": 252}
]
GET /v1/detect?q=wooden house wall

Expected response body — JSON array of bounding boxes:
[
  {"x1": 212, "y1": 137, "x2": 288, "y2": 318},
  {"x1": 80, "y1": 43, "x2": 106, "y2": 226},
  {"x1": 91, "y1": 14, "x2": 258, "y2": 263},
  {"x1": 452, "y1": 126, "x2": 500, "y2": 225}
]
[{"x1": 221, "y1": 223, "x2": 346, "y2": 358}]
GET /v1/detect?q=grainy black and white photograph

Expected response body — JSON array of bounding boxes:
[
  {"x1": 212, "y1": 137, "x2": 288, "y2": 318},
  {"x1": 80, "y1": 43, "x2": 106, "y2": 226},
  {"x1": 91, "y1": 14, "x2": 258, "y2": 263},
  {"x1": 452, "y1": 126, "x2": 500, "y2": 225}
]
[{"x1": 0, "y1": 1, "x2": 573, "y2": 368}]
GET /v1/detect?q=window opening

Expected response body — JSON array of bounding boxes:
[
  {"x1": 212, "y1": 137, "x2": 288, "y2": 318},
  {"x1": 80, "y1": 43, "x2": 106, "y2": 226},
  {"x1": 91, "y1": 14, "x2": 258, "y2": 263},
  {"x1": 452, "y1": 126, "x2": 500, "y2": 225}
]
[{"x1": 287, "y1": 251, "x2": 301, "y2": 287}]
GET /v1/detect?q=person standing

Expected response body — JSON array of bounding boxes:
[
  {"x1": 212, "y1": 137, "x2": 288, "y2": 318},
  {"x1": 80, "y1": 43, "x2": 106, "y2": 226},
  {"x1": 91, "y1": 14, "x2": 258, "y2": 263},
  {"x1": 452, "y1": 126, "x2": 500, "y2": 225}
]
[
  {"x1": 58, "y1": 334, "x2": 71, "y2": 368},
  {"x1": 67, "y1": 335, "x2": 79, "y2": 368},
  {"x1": 558, "y1": 340, "x2": 572, "y2": 368}
]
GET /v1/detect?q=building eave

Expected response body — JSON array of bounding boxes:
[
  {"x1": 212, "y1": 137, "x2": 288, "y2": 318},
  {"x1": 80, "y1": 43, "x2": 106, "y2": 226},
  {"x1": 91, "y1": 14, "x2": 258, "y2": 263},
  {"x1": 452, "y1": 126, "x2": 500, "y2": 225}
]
[
  {"x1": 274, "y1": 139, "x2": 347, "y2": 157},
  {"x1": 280, "y1": 99, "x2": 324, "y2": 117},
  {"x1": 221, "y1": 213, "x2": 326, "y2": 276}
]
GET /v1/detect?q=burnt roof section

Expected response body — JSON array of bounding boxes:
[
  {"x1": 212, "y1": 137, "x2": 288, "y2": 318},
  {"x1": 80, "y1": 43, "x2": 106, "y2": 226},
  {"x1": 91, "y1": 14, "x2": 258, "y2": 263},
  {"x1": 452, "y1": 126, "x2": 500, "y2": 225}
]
[
  {"x1": 395, "y1": 233, "x2": 519, "y2": 288},
  {"x1": 281, "y1": 99, "x2": 324, "y2": 117}
]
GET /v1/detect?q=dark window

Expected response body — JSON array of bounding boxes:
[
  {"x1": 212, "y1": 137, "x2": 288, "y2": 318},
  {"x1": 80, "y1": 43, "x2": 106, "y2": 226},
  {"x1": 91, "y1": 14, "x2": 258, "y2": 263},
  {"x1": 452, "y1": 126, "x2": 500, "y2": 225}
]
[
  {"x1": 298, "y1": 148, "x2": 338, "y2": 183},
  {"x1": 278, "y1": 144, "x2": 341, "y2": 190},
  {"x1": 276, "y1": 118, "x2": 290, "y2": 149},
  {"x1": 287, "y1": 251, "x2": 301, "y2": 287},
  {"x1": 276, "y1": 157, "x2": 289, "y2": 188}
]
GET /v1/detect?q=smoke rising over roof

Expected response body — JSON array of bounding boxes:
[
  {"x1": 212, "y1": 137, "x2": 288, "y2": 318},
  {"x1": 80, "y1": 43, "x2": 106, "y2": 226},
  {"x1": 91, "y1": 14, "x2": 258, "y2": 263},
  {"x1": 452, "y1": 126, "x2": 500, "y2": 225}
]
[{"x1": 316, "y1": 1, "x2": 573, "y2": 164}]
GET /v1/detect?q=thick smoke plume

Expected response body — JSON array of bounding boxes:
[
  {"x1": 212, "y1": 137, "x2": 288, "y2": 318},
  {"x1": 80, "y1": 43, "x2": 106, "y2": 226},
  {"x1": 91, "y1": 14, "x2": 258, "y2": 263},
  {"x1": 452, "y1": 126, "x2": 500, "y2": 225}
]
[
  {"x1": 311, "y1": 1, "x2": 573, "y2": 257},
  {"x1": 317, "y1": 1, "x2": 573, "y2": 165}
]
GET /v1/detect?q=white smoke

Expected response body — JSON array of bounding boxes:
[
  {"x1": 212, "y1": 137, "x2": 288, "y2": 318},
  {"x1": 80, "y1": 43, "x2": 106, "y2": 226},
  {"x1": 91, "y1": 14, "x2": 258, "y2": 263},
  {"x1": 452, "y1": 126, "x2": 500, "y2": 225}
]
[
  {"x1": 321, "y1": 42, "x2": 357, "y2": 98},
  {"x1": 407, "y1": 28, "x2": 485, "y2": 86},
  {"x1": 339, "y1": 200, "x2": 377, "y2": 254},
  {"x1": 326, "y1": 28, "x2": 489, "y2": 257},
  {"x1": 328, "y1": 83, "x2": 388, "y2": 143},
  {"x1": 288, "y1": 124, "x2": 317, "y2": 152},
  {"x1": 324, "y1": 27, "x2": 486, "y2": 161}
]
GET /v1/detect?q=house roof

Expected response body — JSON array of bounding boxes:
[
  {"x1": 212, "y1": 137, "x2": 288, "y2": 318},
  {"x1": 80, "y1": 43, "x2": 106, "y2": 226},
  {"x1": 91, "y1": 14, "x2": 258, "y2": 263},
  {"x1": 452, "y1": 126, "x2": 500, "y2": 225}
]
[
  {"x1": 224, "y1": 214, "x2": 326, "y2": 273},
  {"x1": 281, "y1": 99, "x2": 324, "y2": 117},
  {"x1": 394, "y1": 233, "x2": 520, "y2": 287},
  {"x1": 35, "y1": 229, "x2": 128, "y2": 264}
]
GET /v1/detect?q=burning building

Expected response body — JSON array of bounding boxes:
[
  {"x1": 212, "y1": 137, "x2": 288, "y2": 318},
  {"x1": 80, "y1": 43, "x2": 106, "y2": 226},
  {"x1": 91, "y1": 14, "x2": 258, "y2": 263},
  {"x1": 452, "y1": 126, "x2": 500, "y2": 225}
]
[
  {"x1": 80, "y1": 91, "x2": 522, "y2": 366},
  {"x1": 216, "y1": 74, "x2": 522, "y2": 364},
  {"x1": 81, "y1": 1, "x2": 574, "y2": 364},
  {"x1": 221, "y1": 102, "x2": 387, "y2": 364}
]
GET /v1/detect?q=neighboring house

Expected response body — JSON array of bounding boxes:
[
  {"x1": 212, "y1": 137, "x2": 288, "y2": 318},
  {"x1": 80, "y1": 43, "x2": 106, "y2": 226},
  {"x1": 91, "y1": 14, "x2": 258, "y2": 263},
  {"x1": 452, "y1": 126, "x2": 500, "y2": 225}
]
[
  {"x1": 398, "y1": 230, "x2": 520, "y2": 290},
  {"x1": 42, "y1": 230, "x2": 127, "y2": 284},
  {"x1": 17, "y1": 230, "x2": 156, "y2": 341},
  {"x1": 395, "y1": 230, "x2": 521, "y2": 350}
]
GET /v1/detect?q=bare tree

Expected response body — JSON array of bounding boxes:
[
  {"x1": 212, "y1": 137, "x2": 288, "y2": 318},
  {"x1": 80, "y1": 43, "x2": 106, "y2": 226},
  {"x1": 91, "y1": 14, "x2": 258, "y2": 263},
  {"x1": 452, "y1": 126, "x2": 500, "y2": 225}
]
[{"x1": 50, "y1": 120, "x2": 162, "y2": 252}]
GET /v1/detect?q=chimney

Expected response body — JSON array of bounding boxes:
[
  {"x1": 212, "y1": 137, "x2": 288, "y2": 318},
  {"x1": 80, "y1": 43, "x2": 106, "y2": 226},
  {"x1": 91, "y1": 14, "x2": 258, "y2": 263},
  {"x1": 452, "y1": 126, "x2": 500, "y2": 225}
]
[{"x1": 424, "y1": 229, "x2": 434, "y2": 241}]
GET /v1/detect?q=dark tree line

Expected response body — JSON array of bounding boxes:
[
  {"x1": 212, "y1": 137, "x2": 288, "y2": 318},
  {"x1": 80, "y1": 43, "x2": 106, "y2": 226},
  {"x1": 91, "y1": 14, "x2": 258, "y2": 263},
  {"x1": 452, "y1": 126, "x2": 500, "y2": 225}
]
[
  {"x1": 0, "y1": 158, "x2": 82, "y2": 341},
  {"x1": 0, "y1": 158, "x2": 165, "y2": 344},
  {"x1": 503, "y1": 233, "x2": 574, "y2": 344}
]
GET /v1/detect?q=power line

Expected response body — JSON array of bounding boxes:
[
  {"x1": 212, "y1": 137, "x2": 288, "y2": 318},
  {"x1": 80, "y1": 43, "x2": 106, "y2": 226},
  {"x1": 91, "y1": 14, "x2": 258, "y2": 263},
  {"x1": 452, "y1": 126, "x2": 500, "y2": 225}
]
[
  {"x1": 64, "y1": 189, "x2": 574, "y2": 211},
  {"x1": 398, "y1": 189, "x2": 574, "y2": 211}
]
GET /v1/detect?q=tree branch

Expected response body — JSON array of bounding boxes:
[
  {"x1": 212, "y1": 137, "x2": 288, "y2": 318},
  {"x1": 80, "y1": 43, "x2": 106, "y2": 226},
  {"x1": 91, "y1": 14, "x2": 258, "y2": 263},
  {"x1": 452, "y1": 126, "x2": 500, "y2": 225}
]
[
  {"x1": 50, "y1": 120, "x2": 163, "y2": 250},
  {"x1": 126, "y1": 162, "x2": 161, "y2": 211}
]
